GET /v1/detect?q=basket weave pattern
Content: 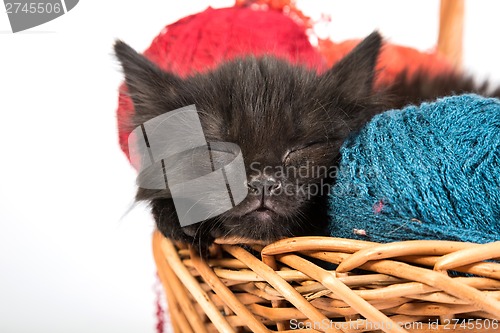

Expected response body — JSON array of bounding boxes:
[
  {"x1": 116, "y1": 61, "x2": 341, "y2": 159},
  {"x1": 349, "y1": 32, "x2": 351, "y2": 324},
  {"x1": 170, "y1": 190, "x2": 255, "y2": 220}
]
[{"x1": 152, "y1": 231, "x2": 500, "y2": 333}]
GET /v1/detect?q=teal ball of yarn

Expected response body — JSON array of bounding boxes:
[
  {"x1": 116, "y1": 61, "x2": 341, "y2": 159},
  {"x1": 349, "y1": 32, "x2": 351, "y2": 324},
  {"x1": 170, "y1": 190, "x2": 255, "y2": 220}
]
[{"x1": 329, "y1": 94, "x2": 500, "y2": 243}]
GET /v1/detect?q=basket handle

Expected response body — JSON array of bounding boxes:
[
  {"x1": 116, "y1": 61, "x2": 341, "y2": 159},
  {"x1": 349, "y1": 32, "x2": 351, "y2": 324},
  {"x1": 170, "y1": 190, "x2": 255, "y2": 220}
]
[{"x1": 437, "y1": 0, "x2": 464, "y2": 68}]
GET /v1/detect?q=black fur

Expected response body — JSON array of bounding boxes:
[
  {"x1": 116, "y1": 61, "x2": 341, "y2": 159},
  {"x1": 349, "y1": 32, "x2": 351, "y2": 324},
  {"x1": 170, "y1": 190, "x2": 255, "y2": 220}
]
[
  {"x1": 385, "y1": 70, "x2": 500, "y2": 109},
  {"x1": 114, "y1": 32, "x2": 499, "y2": 253}
]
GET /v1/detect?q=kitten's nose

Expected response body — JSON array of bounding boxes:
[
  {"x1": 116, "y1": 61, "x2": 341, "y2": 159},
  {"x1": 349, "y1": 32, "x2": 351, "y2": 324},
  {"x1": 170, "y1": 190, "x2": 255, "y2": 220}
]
[{"x1": 247, "y1": 177, "x2": 282, "y2": 195}]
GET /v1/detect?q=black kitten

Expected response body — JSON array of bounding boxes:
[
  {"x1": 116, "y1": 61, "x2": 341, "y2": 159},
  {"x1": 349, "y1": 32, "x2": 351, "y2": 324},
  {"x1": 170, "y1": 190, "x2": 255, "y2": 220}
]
[{"x1": 114, "y1": 31, "x2": 497, "y2": 252}]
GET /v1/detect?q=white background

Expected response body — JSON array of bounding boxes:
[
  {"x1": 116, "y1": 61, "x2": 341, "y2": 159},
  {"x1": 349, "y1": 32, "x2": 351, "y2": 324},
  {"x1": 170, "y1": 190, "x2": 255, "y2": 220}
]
[{"x1": 1, "y1": 1, "x2": 499, "y2": 332}]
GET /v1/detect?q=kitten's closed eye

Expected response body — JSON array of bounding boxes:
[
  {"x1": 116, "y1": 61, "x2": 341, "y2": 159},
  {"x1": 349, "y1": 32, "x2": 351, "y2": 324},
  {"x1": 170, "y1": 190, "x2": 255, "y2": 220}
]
[{"x1": 283, "y1": 141, "x2": 328, "y2": 166}]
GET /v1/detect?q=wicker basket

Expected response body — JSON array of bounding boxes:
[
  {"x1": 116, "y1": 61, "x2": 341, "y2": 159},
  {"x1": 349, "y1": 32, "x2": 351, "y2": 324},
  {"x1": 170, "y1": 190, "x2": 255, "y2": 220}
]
[{"x1": 152, "y1": 231, "x2": 500, "y2": 333}]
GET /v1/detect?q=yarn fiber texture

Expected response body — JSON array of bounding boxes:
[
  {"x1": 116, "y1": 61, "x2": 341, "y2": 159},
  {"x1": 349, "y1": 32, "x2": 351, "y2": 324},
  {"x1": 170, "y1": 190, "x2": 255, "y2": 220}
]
[{"x1": 329, "y1": 94, "x2": 500, "y2": 243}]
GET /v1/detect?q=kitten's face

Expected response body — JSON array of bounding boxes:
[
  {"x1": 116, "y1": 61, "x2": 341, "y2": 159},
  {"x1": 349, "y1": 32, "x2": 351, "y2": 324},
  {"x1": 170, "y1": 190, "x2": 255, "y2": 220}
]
[
  {"x1": 187, "y1": 59, "x2": 339, "y2": 241},
  {"x1": 115, "y1": 32, "x2": 384, "y2": 243}
]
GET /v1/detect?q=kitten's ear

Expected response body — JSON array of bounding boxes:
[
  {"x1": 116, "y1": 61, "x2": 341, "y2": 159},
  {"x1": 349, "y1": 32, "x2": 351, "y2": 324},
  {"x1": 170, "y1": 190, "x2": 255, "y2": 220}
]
[
  {"x1": 114, "y1": 40, "x2": 181, "y2": 113},
  {"x1": 320, "y1": 31, "x2": 382, "y2": 99}
]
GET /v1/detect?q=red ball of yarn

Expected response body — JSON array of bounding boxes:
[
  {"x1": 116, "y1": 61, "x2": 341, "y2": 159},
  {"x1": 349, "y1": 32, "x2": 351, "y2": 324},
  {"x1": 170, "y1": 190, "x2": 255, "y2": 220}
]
[{"x1": 116, "y1": 6, "x2": 325, "y2": 160}]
